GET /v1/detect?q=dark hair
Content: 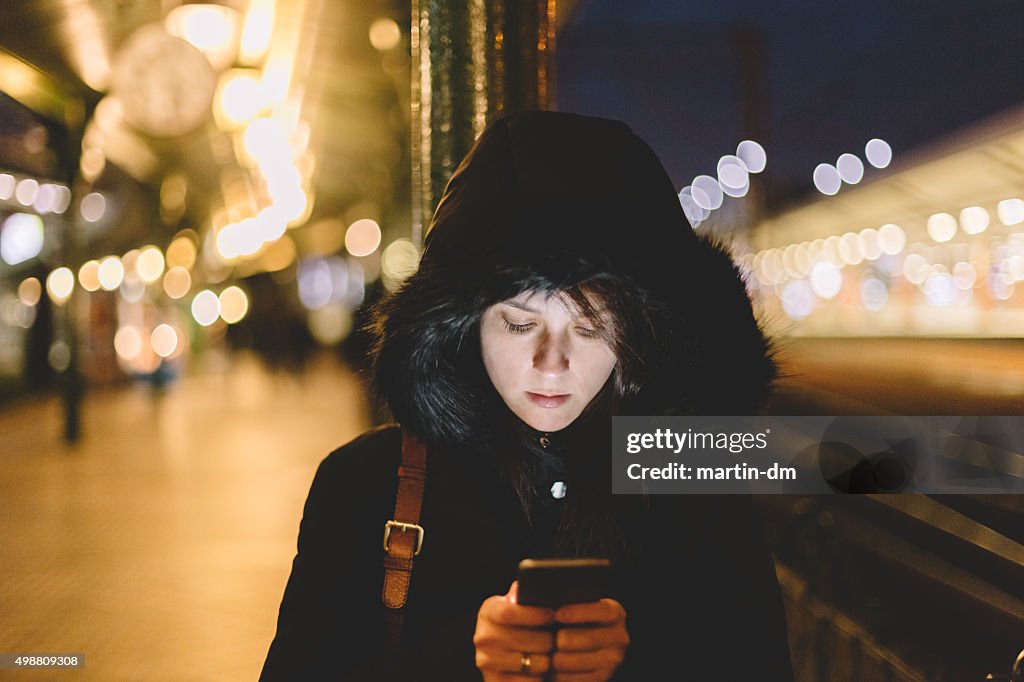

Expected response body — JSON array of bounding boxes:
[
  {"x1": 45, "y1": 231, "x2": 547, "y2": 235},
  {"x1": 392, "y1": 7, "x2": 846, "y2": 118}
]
[{"x1": 370, "y1": 111, "x2": 777, "y2": 559}]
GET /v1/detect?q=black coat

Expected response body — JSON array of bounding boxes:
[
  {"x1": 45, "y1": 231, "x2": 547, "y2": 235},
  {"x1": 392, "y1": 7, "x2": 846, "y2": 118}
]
[{"x1": 260, "y1": 425, "x2": 795, "y2": 680}]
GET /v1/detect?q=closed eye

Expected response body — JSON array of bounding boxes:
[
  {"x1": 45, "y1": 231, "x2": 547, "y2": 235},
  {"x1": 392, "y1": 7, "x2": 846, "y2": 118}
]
[{"x1": 502, "y1": 318, "x2": 535, "y2": 334}]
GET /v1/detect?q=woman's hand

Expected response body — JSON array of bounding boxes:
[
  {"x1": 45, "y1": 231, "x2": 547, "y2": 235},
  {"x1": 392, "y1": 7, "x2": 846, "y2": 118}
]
[
  {"x1": 474, "y1": 582, "x2": 630, "y2": 681},
  {"x1": 549, "y1": 598, "x2": 629, "y2": 681},
  {"x1": 474, "y1": 582, "x2": 556, "y2": 680}
]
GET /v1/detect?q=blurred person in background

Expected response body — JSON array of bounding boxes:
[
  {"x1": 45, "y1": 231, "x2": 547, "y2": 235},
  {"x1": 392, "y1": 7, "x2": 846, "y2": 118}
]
[{"x1": 261, "y1": 111, "x2": 793, "y2": 680}]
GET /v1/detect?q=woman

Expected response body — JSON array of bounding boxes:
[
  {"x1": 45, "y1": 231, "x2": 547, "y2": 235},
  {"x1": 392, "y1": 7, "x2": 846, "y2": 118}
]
[{"x1": 261, "y1": 111, "x2": 793, "y2": 680}]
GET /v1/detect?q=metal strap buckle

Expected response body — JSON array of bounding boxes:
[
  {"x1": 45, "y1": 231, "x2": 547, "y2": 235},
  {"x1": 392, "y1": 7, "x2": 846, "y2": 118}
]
[{"x1": 383, "y1": 520, "x2": 425, "y2": 556}]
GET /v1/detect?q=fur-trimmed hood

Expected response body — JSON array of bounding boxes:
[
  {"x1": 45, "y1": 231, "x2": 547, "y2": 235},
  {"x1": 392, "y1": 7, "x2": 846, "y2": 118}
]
[{"x1": 372, "y1": 111, "x2": 775, "y2": 448}]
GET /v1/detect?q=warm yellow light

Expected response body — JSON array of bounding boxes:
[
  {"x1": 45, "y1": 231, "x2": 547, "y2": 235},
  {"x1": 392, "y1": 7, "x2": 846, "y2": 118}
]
[
  {"x1": 150, "y1": 324, "x2": 179, "y2": 359},
  {"x1": 345, "y1": 219, "x2": 383, "y2": 257},
  {"x1": 162, "y1": 266, "x2": 192, "y2": 300},
  {"x1": 161, "y1": 173, "x2": 187, "y2": 214},
  {"x1": 260, "y1": 235, "x2": 296, "y2": 272},
  {"x1": 46, "y1": 267, "x2": 75, "y2": 303},
  {"x1": 260, "y1": 53, "x2": 292, "y2": 105},
  {"x1": 381, "y1": 239, "x2": 421, "y2": 290},
  {"x1": 136, "y1": 246, "x2": 165, "y2": 283},
  {"x1": 93, "y1": 97, "x2": 123, "y2": 133},
  {"x1": 242, "y1": 116, "x2": 291, "y2": 165},
  {"x1": 239, "y1": 0, "x2": 275, "y2": 66},
  {"x1": 308, "y1": 304, "x2": 353, "y2": 345},
  {"x1": 114, "y1": 325, "x2": 143, "y2": 360},
  {"x1": 97, "y1": 256, "x2": 125, "y2": 291},
  {"x1": 0, "y1": 53, "x2": 42, "y2": 102},
  {"x1": 369, "y1": 18, "x2": 401, "y2": 51},
  {"x1": 215, "y1": 69, "x2": 266, "y2": 130},
  {"x1": 18, "y1": 277, "x2": 42, "y2": 306},
  {"x1": 166, "y1": 235, "x2": 197, "y2": 269},
  {"x1": 78, "y1": 260, "x2": 101, "y2": 292},
  {"x1": 279, "y1": 188, "x2": 309, "y2": 224},
  {"x1": 218, "y1": 286, "x2": 249, "y2": 324},
  {"x1": 165, "y1": 4, "x2": 239, "y2": 71},
  {"x1": 191, "y1": 289, "x2": 221, "y2": 326},
  {"x1": 80, "y1": 147, "x2": 106, "y2": 182}
]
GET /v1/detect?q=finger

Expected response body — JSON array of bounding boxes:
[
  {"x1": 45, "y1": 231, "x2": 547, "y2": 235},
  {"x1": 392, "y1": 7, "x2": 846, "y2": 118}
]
[
  {"x1": 556, "y1": 624, "x2": 630, "y2": 651},
  {"x1": 474, "y1": 623, "x2": 554, "y2": 653},
  {"x1": 555, "y1": 598, "x2": 625, "y2": 626},
  {"x1": 551, "y1": 672, "x2": 609, "y2": 682},
  {"x1": 483, "y1": 596, "x2": 557, "y2": 627},
  {"x1": 552, "y1": 647, "x2": 624, "y2": 673},
  {"x1": 480, "y1": 649, "x2": 552, "y2": 677},
  {"x1": 508, "y1": 580, "x2": 519, "y2": 604}
]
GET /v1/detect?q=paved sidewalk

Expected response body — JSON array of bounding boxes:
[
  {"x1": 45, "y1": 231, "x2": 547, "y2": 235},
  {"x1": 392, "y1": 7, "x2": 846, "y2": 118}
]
[{"x1": 0, "y1": 352, "x2": 371, "y2": 681}]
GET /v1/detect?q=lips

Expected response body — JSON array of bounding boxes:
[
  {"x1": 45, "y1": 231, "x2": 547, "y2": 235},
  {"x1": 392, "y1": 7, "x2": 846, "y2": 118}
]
[{"x1": 526, "y1": 392, "x2": 570, "y2": 408}]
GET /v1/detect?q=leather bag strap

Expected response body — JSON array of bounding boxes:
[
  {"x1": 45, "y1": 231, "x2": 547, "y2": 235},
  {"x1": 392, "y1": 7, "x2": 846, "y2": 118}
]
[{"x1": 382, "y1": 429, "x2": 427, "y2": 650}]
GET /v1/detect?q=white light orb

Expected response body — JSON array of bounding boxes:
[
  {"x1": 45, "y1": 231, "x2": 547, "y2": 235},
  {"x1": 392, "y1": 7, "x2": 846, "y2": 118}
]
[
  {"x1": 736, "y1": 140, "x2": 766, "y2": 173},
  {"x1": 810, "y1": 261, "x2": 843, "y2": 299},
  {"x1": 878, "y1": 223, "x2": 906, "y2": 255},
  {"x1": 0, "y1": 213, "x2": 45, "y2": 265},
  {"x1": 97, "y1": 256, "x2": 125, "y2": 291},
  {"x1": 46, "y1": 267, "x2": 75, "y2": 303},
  {"x1": 926, "y1": 213, "x2": 957, "y2": 243},
  {"x1": 781, "y1": 279, "x2": 814, "y2": 321},
  {"x1": 959, "y1": 206, "x2": 989, "y2": 235},
  {"x1": 836, "y1": 153, "x2": 865, "y2": 184},
  {"x1": 80, "y1": 192, "x2": 107, "y2": 222},
  {"x1": 678, "y1": 187, "x2": 709, "y2": 228},
  {"x1": 191, "y1": 290, "x2": 221, "y2": 326},
  {"x1": 997, "y1": 198, "x2": 1024, "y2": 226},
  {"x1": 813, "y1": 164, "x2": 841, "y2": 196},
  {"x1": 860, "y1": 277, "x2": 888, "y2": 311},
  {"x1": 136, "y1": 246, "x2": 165, "y2": 283},
  {"x1": 716, "y1": 155, "x2": 749, "y2": 190},
  {"x1": 865, "y1": 138, "x2": 892, "y2": 169},
  {"x1": 691, "y1": 175, "x2": 724, "y2": 211},
  {"x1": 150, "y1": 324, "x2": 179, "y2": 358}
]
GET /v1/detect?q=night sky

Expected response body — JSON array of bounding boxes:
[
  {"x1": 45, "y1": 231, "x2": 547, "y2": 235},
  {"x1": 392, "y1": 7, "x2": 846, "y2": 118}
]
[{"x1": 558, "y1": 0, "x2": 1024, "y2": 210}]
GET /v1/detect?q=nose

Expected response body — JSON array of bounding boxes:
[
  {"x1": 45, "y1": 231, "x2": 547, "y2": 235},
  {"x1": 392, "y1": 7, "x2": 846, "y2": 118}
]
[{"x1": 533, "y1": 331, "x2": 570, "y2": 377}]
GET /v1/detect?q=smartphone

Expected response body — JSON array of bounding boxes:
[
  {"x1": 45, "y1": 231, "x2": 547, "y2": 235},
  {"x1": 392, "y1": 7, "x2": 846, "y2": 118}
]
[{"x1": 516, "y1": 558, "x2": 611, "y2": 608}]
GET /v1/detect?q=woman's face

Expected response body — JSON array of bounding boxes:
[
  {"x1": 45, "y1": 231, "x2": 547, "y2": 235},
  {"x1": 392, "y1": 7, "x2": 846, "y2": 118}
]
[{"x1": 480, "y1": 290, "x2": 617, "y2": 433}]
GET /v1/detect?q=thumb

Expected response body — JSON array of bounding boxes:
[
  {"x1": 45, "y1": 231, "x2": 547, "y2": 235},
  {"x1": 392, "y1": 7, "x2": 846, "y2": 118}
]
[{"x1": 507, "y1": 580, "x2": 519, "y2": 605}]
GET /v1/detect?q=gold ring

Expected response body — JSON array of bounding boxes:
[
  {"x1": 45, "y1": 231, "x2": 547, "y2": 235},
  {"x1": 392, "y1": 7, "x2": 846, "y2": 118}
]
[{"x1": 520, "y1": 652, "x2": 532, "y2": 674}]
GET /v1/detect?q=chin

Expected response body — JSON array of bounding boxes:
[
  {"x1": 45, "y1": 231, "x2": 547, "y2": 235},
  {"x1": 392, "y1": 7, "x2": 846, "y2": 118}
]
[{"x1": 519, "y1": 408, "x2": 578, "y2": 433}]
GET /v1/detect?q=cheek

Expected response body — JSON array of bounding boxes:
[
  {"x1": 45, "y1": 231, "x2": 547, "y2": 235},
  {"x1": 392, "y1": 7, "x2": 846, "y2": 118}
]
[
  {"x1": 480, "y1": 330, "x2": 521, "y2": 390},
  {"x1": 582, "y1": 345, "x2": 617, "y2": 388}
]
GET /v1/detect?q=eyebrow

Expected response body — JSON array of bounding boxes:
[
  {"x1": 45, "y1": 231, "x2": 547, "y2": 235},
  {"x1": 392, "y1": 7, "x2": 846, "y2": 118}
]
[{"x1": 501, "y1": 300, "x2": 541, "y2": 313}]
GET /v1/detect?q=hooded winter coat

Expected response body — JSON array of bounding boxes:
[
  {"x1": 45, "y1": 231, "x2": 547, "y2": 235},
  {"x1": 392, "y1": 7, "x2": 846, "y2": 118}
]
[{"x1": 261, "y1": 111, "x2": 794, "y2": 681}]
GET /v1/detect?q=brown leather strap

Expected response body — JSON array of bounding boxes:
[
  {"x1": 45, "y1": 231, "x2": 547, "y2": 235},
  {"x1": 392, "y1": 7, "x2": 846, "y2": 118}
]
[{"x1": 382, "y1": 429, "x2": 427, "y2": 650}]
